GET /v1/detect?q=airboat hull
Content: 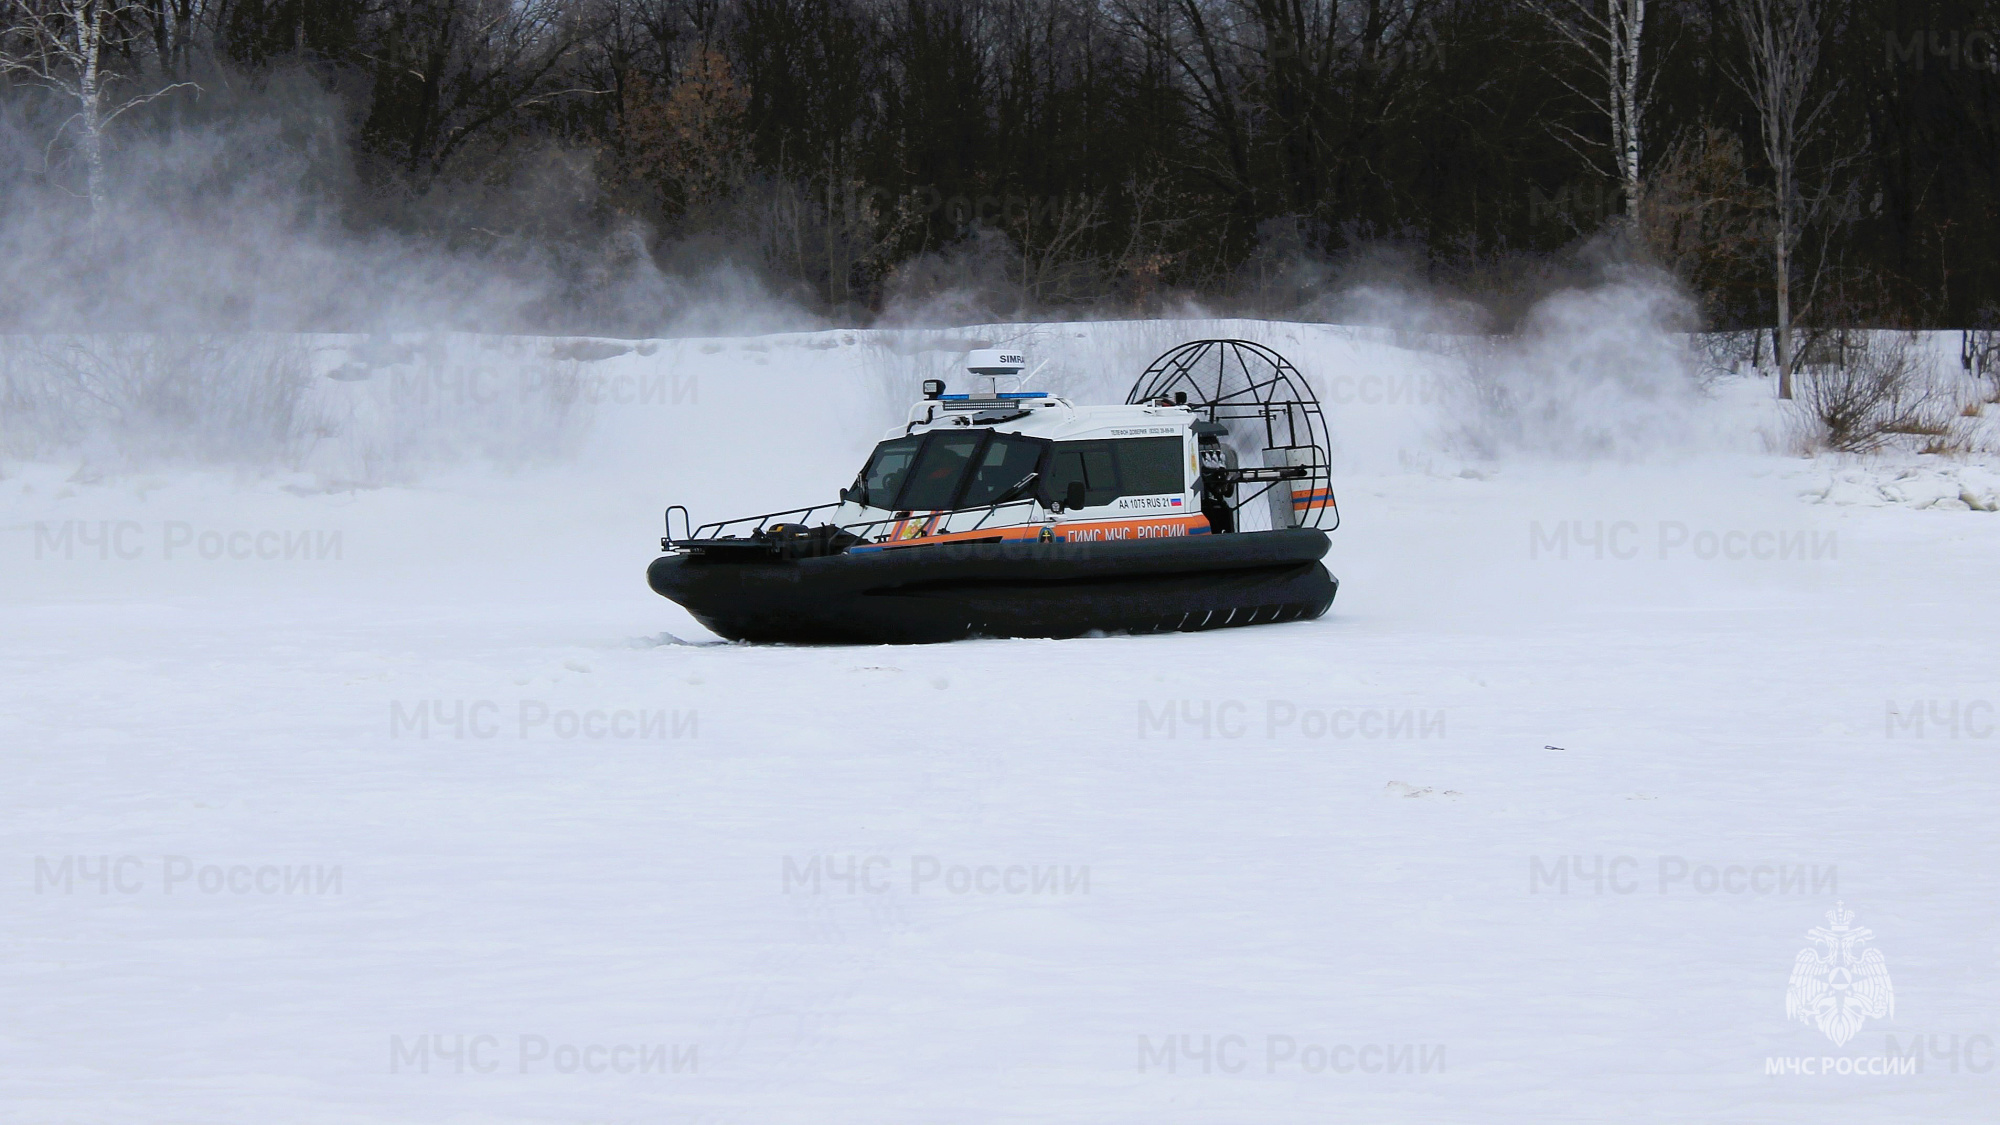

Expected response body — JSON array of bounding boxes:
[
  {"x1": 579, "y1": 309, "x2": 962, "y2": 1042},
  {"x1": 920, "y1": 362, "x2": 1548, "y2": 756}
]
[{"x1": 647, "y1": 528, "x2": 1337, "y2": 644}]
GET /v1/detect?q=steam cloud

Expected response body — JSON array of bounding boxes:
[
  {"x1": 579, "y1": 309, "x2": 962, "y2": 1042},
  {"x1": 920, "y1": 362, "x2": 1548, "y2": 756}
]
[{"x1": 0, "y1": 73, "x2": 1720, "y2": 478}]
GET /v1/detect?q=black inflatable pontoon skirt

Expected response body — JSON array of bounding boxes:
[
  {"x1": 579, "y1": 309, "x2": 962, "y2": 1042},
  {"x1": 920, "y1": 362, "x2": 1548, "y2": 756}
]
[{"x1": 647, "y1": 527, "x2": 1337, "y2": 644}]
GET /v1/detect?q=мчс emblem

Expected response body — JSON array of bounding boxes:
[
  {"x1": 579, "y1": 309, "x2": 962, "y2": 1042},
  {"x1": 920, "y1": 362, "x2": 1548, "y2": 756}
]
[{"x1": 1784, "y1": 902, "x2": 1894, "y2": 1046}]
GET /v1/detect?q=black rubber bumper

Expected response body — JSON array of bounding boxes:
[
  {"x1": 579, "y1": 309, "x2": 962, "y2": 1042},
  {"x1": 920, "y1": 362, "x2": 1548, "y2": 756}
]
[{"x1": 647, "y1": 528, "x2": 1338, "y2": 644}]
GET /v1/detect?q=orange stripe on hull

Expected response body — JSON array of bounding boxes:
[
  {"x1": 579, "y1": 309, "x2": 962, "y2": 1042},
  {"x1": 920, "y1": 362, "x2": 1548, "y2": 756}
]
[
  {"x1": 869, "y1": 514, "x2": 1212, "y2": 550},
  {"x1": 1291, "y1": 488, "x2": 1334, "y2": 511}
]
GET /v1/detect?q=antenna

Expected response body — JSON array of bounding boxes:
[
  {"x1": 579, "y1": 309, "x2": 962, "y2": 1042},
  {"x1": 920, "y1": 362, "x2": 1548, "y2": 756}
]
[{"x1": 966, "y1": 349, "x2": 1027, "y2": 398}]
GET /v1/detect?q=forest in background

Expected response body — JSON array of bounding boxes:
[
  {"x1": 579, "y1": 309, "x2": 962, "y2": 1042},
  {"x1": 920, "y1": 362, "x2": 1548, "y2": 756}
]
[{"x1": 2, "y1": 0, "x2": 1997, "y2": 336}]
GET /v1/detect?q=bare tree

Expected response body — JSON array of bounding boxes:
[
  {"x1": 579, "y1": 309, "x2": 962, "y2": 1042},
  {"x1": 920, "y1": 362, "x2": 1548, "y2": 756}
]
[
  {"x1": 1726, "y1": 0, "x2": 1839, "y2": 399},
  {"x1": 1638, "y1": 124, "x2": 1769, "y2": 316},
  {"x1": 1524, "y1": 0, "x2": 1651, "y2": 220},
  {"x1": 1110, "y1": 0, "x2": 1440, "y2": 227},
  {"x1": 360, "y1": 0, "x2": 600, "y2": 176},
  {"x1": 1793, "y1": 332, "x2": 1958, "y2": 453},
  {"x1": 1109, "y1": 0, "x2": 1254, "y2": 210},
  {"x1": 1016, "y1": 192, "x2": 1108, "y2": 305},
  {"x1": 1, "y1": 0, "x2": 195, "y2": 218}
]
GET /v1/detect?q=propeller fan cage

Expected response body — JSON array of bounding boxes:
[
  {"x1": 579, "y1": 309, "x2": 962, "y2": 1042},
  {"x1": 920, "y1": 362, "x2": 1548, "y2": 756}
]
[{"x1": 1125, "y1": 339, "x2": 1337, "y2": 531}]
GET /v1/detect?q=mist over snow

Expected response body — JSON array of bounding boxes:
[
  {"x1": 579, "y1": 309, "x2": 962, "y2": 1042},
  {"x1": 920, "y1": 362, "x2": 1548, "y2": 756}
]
[
  {"x1": 0, "y1": 312, "x2": 1733, "y2": 487},
  {"x1": 0, "y1": 77, "x2": 817, "y2": 340},
  {"x1": 0, "y1": 65, "x2": 1765, "y2": 485},
  {"x1": 1445, "y1": 274, "x2": 1714, "y2": 461}
]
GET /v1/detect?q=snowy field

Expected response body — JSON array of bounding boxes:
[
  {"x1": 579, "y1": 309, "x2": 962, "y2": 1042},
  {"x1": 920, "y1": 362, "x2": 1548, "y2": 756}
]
[{"x1": 4, "y1": 317, "x2": 1998, "y2": 1123}]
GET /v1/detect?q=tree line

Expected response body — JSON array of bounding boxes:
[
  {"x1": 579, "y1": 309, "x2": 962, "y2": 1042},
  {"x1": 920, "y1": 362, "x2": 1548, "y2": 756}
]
[{"x1": 4, "y1": 0, "x2": 1998, "y2": 337}]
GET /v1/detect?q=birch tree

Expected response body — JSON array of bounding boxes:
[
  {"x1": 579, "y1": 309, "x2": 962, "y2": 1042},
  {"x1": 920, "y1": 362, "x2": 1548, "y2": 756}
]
[
  {"x1": 1525, "y1": 0, "x2": 1650, "y2": 220},
  {"x1": 1, "y1": 0, "x2": 195, "y2": 218},
  {"x1": 1726, "y1": 0, "x2": 1838, "y2": 399}
]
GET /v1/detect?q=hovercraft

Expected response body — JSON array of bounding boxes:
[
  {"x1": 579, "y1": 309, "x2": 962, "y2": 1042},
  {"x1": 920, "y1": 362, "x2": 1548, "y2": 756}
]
[{"x1": 647, "y1": 339, "x2": 1339, "y2": 643}]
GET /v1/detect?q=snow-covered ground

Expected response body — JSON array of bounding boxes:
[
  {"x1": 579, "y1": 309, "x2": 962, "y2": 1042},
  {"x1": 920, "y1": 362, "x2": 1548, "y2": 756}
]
[{"x1": 4, "y1": 320, "x2": 1998, "y2": 1123}]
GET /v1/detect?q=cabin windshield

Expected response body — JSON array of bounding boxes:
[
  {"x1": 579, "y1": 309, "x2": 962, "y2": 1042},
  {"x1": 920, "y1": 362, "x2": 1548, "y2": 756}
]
[
  {"x1": 900, "y1": 432, "x2": 985, "y2": 510},
  {"x1": 853, "y1": 431, "x2": 1050, "y2": 512},
  {"x1": 959, "y1": 433, "x2": 1045, "y2": 506}
]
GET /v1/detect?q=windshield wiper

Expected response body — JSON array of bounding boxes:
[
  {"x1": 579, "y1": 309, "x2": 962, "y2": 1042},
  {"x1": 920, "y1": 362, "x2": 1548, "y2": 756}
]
[{"x1": 991, "y1": 471, "x2": 1040, "y2": 505}]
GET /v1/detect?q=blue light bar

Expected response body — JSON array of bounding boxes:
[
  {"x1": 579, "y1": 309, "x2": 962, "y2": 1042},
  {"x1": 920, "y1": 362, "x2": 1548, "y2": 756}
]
[{"x1": 938, "y1": 391, "x2": 1047, "y2": 401}]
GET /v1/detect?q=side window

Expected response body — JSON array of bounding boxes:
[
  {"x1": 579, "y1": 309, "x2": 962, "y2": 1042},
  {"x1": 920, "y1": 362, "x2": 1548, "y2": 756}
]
[
  {"x1": 1046, "y1": 442, "x2": 1119, "y2": 507},
  {"x1": 1045, "y1": 436, "x2": 1185, "y2": 507},
  {"x1": 1114, "y1": 437, "x2": 1186, "y2": 496},
  {"x1": 899, "y1": 431, "x2": 984, "y2": 511},
  {"x1": 959, "y1": 434, "x2": 1046, "y2": 507}
]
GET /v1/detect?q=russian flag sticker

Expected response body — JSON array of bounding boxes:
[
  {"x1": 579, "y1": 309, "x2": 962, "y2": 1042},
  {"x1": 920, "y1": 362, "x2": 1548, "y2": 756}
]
[{"x1": 1170, "y1": 497, "x2": 1183, "y2": 506}]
